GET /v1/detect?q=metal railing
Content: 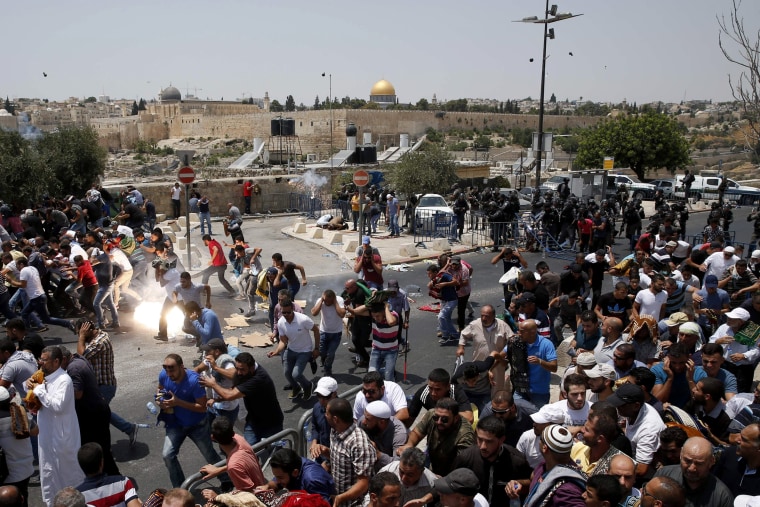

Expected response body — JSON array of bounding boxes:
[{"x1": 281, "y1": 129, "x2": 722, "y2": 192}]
[
  {"x1": 179, "y1": 385, "x2": 362, "y2": 493},
  {"x1": 412, "y1": 209, "x2": 458, "y2": 246}
]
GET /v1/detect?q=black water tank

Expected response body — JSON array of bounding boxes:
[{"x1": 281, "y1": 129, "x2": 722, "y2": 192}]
[
  {"x1": 281, "y1": 118, "x2": 295, "y2": 136},
  {"x1": 346, "y1": 122, "x2": 357, "y2": 137},
  {"x1": 271, "y1": 118, "x2": 281, "y2": 136},
  {"x1": 363, "y1": 146, "x2": 377, "y2": 164}
]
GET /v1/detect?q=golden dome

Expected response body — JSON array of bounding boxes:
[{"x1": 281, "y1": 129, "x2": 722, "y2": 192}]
[{"x1": 370, "y1": 79, "x2": 396, "y2": 96}]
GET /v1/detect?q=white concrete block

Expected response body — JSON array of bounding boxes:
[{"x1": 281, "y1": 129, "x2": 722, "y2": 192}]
[
  {"x1": 293, "y1": 223, "x2": 307, "y2": 234},
  {"x1": 343, "y1": 240, "x2": 359, "y2": 252},
  {"x1": 177, "y1": 237, "x2": 187, "y2": 250},
  {"x1": 309, "y1": 227, "x2": 323, "y2": 239},
  {"x1": 327, "y1": 232, "x2": 343, "y2": 244},
  {"x1": 155, "y1": 213, "x2": 167, "y2": 223},
  {"x1": 294, "y1": 217, "x2": 306, "y2": 224},
  {"x1": 432, "y1": 239, "x2": 451, "y2": 252},
  {"x1": 189, "y1": 213, "x2": 200, "y2": 224},
  {"x1": 169, "y1": 221, "x2": 181, "y2": 232},
  {"x1": 178, "y1": 216, "x2": 188, "y2": 228},
  {"x1": 399, "y1": 243, "x2": 420, "y2": 257},
  {"x1": 166, "y1": 232, "x2": 177, "y2": 243}
]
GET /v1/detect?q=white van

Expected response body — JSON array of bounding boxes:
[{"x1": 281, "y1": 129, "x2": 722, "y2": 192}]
[{"x1": 674, "y1": 175, "x2": 760, "y2": 204}]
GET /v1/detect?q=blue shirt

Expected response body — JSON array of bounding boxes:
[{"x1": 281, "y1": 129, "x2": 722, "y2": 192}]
[
  {"x1": 272, "y1": 457, "x2": 336, "y2": 503},
  {"x1": 192, "y1": 308, "x2": 223, "y2": 346},
  {"x1": 438, "y1": 272, "x2": 458, "y2": 301},
  {"x1": 693, "y1": 366, "x2": 738, "y2": 394},
  {"x1": 158, "y1": 368, "x2": 207, "y2": 428},
  {"x1": 575, "y1": 327, "x2": 602, "y2": 351},
  {"x1": 311, "y1": 401, "x2": 330, "y2": 447},
  {"x1": 527, "y1": 336, "x2": 557, "y2": 395},
  {"x1": 651, "y1": 363, "x2": 691, "y2": 406},
  {"x1": 695, "y1": 288, "x2": 730, "y2": 328}
]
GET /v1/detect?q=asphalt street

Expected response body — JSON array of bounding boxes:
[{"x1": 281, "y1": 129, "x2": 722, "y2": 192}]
[{"x1": 24, "y1": 204, "x2": 759, "y2": 506}]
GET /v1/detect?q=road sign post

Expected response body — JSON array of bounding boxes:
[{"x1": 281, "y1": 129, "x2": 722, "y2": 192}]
[
  {"x1": 353, "y1": 170, "x2": 370, "y2": 243},
  {"x1": 176, "y1": 150, "x2": 196, "y2": 270}
]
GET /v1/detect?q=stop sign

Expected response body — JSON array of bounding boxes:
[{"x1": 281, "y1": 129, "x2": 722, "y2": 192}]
[
  {"x1": 178, "y1": 166, "x2": 195, "y2": 184},
  {"x1": 353, "y1": 169, "x2": 370, "y2": 187}
]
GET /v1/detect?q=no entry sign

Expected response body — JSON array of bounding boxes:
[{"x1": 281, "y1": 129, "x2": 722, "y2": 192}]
[
  {"x1": 353, "y1": 169, "x2": 370, "y2": 187},
  {"x1": 178, "y1": 166, "x2": 195, "y2": 184}
]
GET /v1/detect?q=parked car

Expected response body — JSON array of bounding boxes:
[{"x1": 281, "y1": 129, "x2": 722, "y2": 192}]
[
  {"x1": 649, "y1": 179, "x2": 676, "y2": 198},
  {"x1": 518, "y1": 186, "x2": 553, "y2": 201},
  {"x1": 605, "y1": 175, "x2": 656, "y2": 200},
  {"x1": 673, "y1": 175, "x2": 760, "y2": 204},
  {"x1": 543, "y1": 175, "x2": 571, "y2": 191},
  {"x1": 415, "y1": 194, "x2": 454, "y2": 218}
]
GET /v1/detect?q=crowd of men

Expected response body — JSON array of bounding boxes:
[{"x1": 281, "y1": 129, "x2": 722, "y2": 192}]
[{"x1": 4, "y1": 180, "x2": 760, "y2": 507}]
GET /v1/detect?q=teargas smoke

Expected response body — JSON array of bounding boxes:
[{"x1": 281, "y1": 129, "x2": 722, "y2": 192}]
[{"x1": 290, "y1": 169, "x2": 329, "y2": 199}]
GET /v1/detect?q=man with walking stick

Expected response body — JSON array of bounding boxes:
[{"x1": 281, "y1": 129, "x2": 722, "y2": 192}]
[{"x1": 386, "y1": 280, "x2": 411, "y2": 380}]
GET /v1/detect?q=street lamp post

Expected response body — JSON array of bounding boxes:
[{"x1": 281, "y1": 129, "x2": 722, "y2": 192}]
[
  {"x1": 322, "y1": 72, "x2": 333, "y2": 169},
  {"x1": 516, "y1": 3, "x2": 582, "y2": 189}
]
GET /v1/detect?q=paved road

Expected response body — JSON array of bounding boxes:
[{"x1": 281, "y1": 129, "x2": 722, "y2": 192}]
[{"x1": 25, "y1": 206, "x2": 758, "y2": 506}]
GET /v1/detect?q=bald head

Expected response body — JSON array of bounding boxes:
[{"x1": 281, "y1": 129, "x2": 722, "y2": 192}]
[
  {"x1": 518, "y1": 319, "x2": 538, "y2": 343},
  {"x1": 682, "y1": 436, "x2": 713, "y2": 459},
  {"x1": 0, "y1": 486, "x2": 23, "y2": 507},
  {"x1": 680, "y1": 436, "x2": 715, "y2": 486},
  {"x1": 609, "y1": 454, "x2": 636, "y2": 494},
  {"x1": 644, "y1": 477, "x2": 686, "y2": 507},
  {"x1": 604, "y1": 317, "x2": 624, "y2": 335}
]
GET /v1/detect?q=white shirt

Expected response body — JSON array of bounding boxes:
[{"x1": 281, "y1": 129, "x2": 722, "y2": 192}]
[
  {"x1": 277, "y1": 312, "x2": 317, "y2": 353},
  {"x1": 516, "y1": 429, "x2": 543, "y2": 468},
  {"x1": 109, "y1": 248, "x2": 133, "y2": 272},
  {"x1": 704, "y1": 252, "x2": 738, "y2": 285},
  {"x1": 725, "y1": 393, "x2": 753, "y2": 419},
  {"x1": 318, "y1": 296, "x2": 345, "y2": 334},
  {"x1": 625, "y1": 403, "x2": 666, "y2": 465},
  {"x1": 634, "y1": 289, "x2": 667, "y2": 321},
  {"x1": 709, "y1": 323, "x2": 759, "y2": 365},
  {"x1": 161, "y1": 268, "x2": 180, "y2": 299},
  {"x1": 171, "y1": 186, "x2": 182, "y2": 199},
  {"x1": 353, "y1": 380, "x2": 408, "y2": 421},
  {"x1": 672, "y1": 241, "x2": 691, "y2": 259},
  {"x1": 638, "y1": 271, "x2": 652, "y2": 289},
  {"x1": 19, "y1": 266, "x2": 44, "y2": 298},
  {"x1": 671, "y1": 270, "x2": 700, "y2": 288},
  {"x1": 549, "y1": 399, "x2": 590, "y2": 427},
  {"x1": 68, "y1": 242, "x2": 88, "y2": 261}
]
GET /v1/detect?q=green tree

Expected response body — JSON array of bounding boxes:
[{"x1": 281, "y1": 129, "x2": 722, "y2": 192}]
[
  {"x1": 473, "y1": 134, "x2": 492, "y2": 150},
  {"x1": 549, "y1": 93, "x2": 556, "y2": 103},
  {"x1": 574, "y1": 112, "x2": 691, "y2": 180},
  {"x1": 0, "y1": 130, "x2": 52, "y2": 205},
  {"x1": 4, "y1": 97, "x2": 14, "y2": 115},
  {"x1": 444, "y1": 99, "x2": 468, "y2": 112},
  {"x1": 313, "y1": 95, "x2": 321, "y2": 110},
  {"x1": 416, "y1": 98, "x2": 429, "y2": 110},
  {"x1": 131, "y1": 101, "x2": 139, "y2": 116},
  {"x1": 387, "y1": 143, "x2": 459, "y2": 199},
  {"x1": 84, "y1": 96, "x2": 97, "y2": 103},
  {"x1": 36, "y1": 126, "x2": 107, "y2": 197},
  {"x1": 270, "y1": 100, "x2": 284, "y2": 112},
  {"x1": 285, "y1": 95, "x2": 296, "y2": 112},
  {"x1": 138, "y1": 98, "x2": 147, "y2": 111}
]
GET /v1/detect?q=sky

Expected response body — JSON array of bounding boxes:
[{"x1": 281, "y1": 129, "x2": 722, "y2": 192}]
[{"x1": 3, "y1": 1, "x2": 757, "y2": 106}]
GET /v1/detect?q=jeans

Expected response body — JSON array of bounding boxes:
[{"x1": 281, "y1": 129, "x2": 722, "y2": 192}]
[
  {"x1": 514, "y1": 391, "x2": 550, "y2": 409},
  {"x1": 7, "y1": 290, "x2": 40, "y2": 326},
  {"x1": 171, "y1": 199, "x2": 181, "y2": 219},
  {"x1": 200, "y1": 212, "x2": 212, "y2": 235},
  {"x1": 370, "y1": 214, "x2": 380, "y2": 233},
  {"x1": 287, "y1": 279, "x2": 301, "y2": 300},
  {"x1": 0, "y1": 291, "x2": 16, "y2": 320},
  {"x1": 438, "y1": 299, "x2": 459, "y2": 339},
  {"x1": 93, "y1": 282, "x2": 119, "y2": 328},
  {"x1": 389, "y1": 213, "x2": 399, "y2": 236},
  {"x1": 99, "y1": 384, "x2": 134, "y2": 435},
  {"x1": 21, "y1": 295, "x2": 72, "y2": 331},
  {"x1": 244, "y1": 195, "x2": 252, "y2": 214},
  {"x1": 369, "y1": 348, "x2": 398, "y2": 381},
  {"x1": 162, "y1": 417, "x2": 225, "y2": 487},
  {"x1": 207, "y1": 404, "x2": 240, "y2": 426},
  {"x1": 319, "y1": 331, "x2": 342, "y2": 374},
  {"x1": 457, "y1": 294, "x2": 470, "y2": 330},
  {"x1": 200, "y1": 265, "x2": 235, "y2": 293},
  {"x1": 283, "y1": 349, "x2": 312, "y2": 392}
]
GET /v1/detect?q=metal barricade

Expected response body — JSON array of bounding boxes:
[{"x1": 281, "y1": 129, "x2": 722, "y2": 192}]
[
  {"x1": 257, "y1": 193, "x2": 292, "y2": 213},
  {"x1": 413, "y1": 209, "x2": 458, "y2": 246},
  {"x1": 289, "y1": 193, "x2": 323, "y2": 218}
]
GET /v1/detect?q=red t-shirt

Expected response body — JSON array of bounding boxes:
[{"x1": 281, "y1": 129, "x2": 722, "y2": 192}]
[
  {"x1": 243, "y1": 182, "x2": 253, "y2": 197},
  {"x1": 76, "y1": 260, "x2": 98, "y2": 287},
  {"x1": 577, "y1": 219, "x2": 593, "y2": 235},
  {"x1": 360, "y1": 254, "x2": 384, "y2": 286},
  {"x1": 208, "y1": 239, "x2": 227, "y2": 266}
]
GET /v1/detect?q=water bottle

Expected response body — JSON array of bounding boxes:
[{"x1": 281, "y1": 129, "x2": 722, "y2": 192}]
[
  {"x1": 146, "y1": 402, "x2": 159, "y2": 415},
  {"x1": 509, "y1": 484, "x2": 521, "y2": 507},
  {"x1": 136, "y1": 423, "x2": 151, "y2": 429},
  {"x1": 304, "y1": 422, "x2": 313, "y2": 445}
]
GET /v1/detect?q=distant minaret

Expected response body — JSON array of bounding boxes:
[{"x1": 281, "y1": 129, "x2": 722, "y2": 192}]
[
  {"x1": 431, "y1": 94, "x2": 438, "y2": 107},
  {"x1": 264, "y1": 91, "x2": 270, "y2": 112}
]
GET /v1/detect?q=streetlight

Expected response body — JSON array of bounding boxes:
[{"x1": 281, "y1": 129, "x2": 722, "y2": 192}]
[
  {"x1": 515, "y1": 2, "x2": 582, "y2": 188},
  {"x1": 322, "y1": 72, "x2": 333, "y2": 169}
]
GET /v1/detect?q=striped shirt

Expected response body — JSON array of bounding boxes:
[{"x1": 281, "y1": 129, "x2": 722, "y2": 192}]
[
  {"x1": 665, "y1": 281, "x2": 688, "y2": 316},
  {"x1": 371, "y1": 311, "x2": 399, "y2": 351},
  {"x1": 330, "y1": 423, "x2": 376, "y2": 507},
  {"x1": 77, "y1": 473, "x2": 138, "y2": 507},
  {"x1": 82, "y1": 331, "x2": 116, "y2": 387}
]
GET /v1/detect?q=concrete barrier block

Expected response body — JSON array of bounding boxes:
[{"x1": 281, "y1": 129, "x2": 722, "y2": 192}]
[
  {"x1": 343, "y1": 240, "x2": 359, "y2": 252},
  {"x1": 460, "y1": 234, "x2": 478, "y2": 246},
  {"x1": 168, "y1": 221, "x2": 181, "y2": 232},
  {"x1": 293, "y1": 223, "x2": 307, "y2": 234},
  {"x1": 189, "y1": 213, "x2": 200, "y2": 224},
  {"x1": 327, "y1": 232, "x2": 343, "y2": 244},
  {"x1": 166, "y1": 232, "x2": 177, "y2": 243},
  {"x1": 177, "y1": 216, "x2": 188, "y2": 228},
  {"x1": 309, "y1": 227, "x2": 323, "y2": 239},
  {"x1": 400, "y1": 243, "x2": 420, "y2": 257},
  {"x1": 155, "y1": 213, "x2": 167, "y2": 223},
  {"x1": 432, "y1": 239, "x2": 451, "y2": 252},
  {"x1": 177, "y1": 237, "x2": 187, "y2": 250},
  {"x1": 294, "y1": 217, "x2": 306, "y2": 224}
]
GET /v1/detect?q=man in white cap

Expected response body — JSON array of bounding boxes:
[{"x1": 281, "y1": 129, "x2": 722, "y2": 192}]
[
  {"x1": 508, "y1": 424, "x2": 586, "y2": 507},
  {"x1": 560, "y1": 352, "x2": 596, "y2": 399},
  {"x1": 702, "y1": 245, "x2": 738, "y2": 287},
  {"x1": 309, "y1": 376, "x2": 338, "y2": 461},
  {"x1": 709, "y1": 307, "x2": 756, "y2": 393},
  {"x1": 750, "y1": 250, "x2": 760, "y2": 278},
  {"x1": 515, "y1": 406, "x2": 566, "y2": 468},
  {"x1": 586, "y1": 364, "x2": 616, "y2": 403},
  {"x1": 359, "y1": 400, "x2": 408, "y2": 470}
]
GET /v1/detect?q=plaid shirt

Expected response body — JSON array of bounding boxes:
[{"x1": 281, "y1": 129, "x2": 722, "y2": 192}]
[
  {"x1": 330, "y1": 423, "x2": 376, "y2": 507},
  {"x1": 82, "y1": 330, "x2": 116, "y2": 386}
]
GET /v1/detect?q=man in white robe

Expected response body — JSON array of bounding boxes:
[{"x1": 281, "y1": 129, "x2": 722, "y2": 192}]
[{"x1": 26, "y1": 345, "x2": 84, "y2": 507}]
